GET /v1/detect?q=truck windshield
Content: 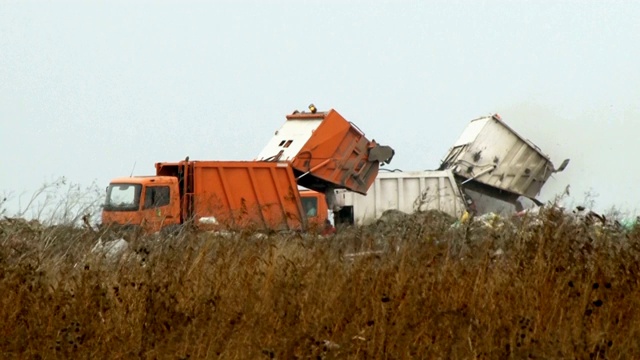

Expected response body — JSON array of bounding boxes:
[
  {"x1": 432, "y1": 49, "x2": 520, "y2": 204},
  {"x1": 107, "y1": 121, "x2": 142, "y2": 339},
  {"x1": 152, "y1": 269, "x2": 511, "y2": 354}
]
[
  {"x1": 104, "y1": 183, "x2": 142, "y2": 211},
  {"x1": 301, "y1": 197, "x2": 318, "y2": 217}
]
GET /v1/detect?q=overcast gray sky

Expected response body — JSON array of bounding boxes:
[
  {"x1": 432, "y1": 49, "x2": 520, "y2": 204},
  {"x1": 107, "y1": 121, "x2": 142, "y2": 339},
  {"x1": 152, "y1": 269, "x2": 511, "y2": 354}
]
[{"x1": 1, "y1": 1, "x2": 639, "y2": 217}]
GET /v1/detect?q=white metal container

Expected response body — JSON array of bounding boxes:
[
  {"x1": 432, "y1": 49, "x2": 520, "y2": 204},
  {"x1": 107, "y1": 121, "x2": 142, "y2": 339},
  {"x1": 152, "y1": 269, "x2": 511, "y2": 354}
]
[
  {"x1": 256, "y1": 117, "x2": 324, "y2": 162},
  {"x1": 334, "y1": 170, "x2": 468, "y2": 226},
  {"x1": 440, "y1": 114, "x2": 568, "y2": 198}
]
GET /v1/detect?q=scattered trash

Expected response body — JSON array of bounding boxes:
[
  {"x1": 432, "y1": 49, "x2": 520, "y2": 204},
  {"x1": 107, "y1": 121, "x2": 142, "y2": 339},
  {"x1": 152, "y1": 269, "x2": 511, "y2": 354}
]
[
  {"x1": 91, "y1": 238, "x2": 129, "y2": 261},
  {"x1": 321, "y1": 340, "x2": 340, "y2": 351},
  {"x1": 344, "y1": 250, "x2": 385, "y2": 259}
]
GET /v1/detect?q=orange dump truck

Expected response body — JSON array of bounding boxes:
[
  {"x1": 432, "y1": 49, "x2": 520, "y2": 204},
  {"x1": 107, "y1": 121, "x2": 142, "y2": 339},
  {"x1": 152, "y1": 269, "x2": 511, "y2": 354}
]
[{"x1": 101, "y1": 107, "x2": 393, "y2": 233}]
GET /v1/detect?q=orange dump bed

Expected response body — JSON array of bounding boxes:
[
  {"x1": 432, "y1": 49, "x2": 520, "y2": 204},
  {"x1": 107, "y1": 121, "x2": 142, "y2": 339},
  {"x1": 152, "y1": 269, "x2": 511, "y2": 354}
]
[
  {"x1": 156, "y1": 161, "x2": 305, "y2": 231},
  {"x1": 256, "y1": 109, "x2": 394, "y2": 195}
]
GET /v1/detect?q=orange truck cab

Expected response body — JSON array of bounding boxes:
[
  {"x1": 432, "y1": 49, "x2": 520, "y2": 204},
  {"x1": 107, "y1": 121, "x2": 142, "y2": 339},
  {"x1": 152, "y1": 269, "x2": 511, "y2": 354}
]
[
  {"x1": 102, "y1": 176, "x2": 181, "y2": 232},
  {"x1": 101, "y1": 107, "x2": 393, "y2": 234},
  {"x1": 299, "y1": 189, "x2": 334, "y2": 235}
]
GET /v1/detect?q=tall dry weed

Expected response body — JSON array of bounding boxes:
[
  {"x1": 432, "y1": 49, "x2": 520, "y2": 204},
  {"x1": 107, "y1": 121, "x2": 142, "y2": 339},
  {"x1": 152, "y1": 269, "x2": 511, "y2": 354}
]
[{"x1": 1, "y1": 207, "x2": 639, "y2": 358}]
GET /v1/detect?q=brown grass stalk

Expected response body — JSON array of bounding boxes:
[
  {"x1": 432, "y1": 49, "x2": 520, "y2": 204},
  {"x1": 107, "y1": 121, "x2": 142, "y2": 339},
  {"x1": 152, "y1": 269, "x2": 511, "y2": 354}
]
[{"x1": 1, "y1": 207, "x2": 639, "y2": 359}]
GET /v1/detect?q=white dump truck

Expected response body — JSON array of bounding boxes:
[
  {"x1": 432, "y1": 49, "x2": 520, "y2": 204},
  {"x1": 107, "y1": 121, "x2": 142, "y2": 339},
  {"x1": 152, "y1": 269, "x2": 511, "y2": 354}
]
[{"x1": 331, "y1": 114, "x2": 569, "y2": 226}]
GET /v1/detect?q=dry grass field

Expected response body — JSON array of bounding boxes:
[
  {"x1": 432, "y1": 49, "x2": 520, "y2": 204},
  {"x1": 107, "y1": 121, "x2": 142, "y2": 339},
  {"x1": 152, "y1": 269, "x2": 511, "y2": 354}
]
[{"x1": 1, "y1": 207, "x2": 639, "y2": 359}]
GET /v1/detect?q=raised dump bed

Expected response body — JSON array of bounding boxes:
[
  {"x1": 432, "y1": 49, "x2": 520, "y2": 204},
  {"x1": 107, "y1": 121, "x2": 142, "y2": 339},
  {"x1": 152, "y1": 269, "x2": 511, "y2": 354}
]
[
  {"x1": 256, "y1": 107, "x2": 394, "y2": 195},
  {"x1": 439, "y1": 114, "x2": 569, "y2": 198}
]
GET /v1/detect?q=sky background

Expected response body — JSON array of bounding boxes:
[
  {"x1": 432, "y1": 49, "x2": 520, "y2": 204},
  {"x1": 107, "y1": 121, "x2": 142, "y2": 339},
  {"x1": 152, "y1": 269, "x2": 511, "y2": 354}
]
[{"x1": 1, "y1": 1, "x2": 639, "y2": 218}]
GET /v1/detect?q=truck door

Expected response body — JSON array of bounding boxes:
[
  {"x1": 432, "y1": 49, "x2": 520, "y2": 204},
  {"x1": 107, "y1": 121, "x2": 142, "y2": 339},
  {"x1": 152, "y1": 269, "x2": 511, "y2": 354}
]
[
  {"x1": 300, "y1": 191, "x2": 333, "y2": 233},
  {"x1": 141, "y1": 185, "x2": 180, "y2": 232},
  {"x1": 300, "y1": 193, "x2": 325, "y2": 224}
]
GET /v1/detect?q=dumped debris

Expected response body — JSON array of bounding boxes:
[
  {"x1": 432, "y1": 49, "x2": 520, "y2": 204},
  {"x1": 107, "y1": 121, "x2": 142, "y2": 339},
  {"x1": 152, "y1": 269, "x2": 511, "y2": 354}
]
[
  {"x1": 377, "y1": 209, "x2": 409, "y2": 224},
  {"x1": 91, "y1": 238, "x2": 129, "y2": 262},
  {"x1": 409, "y1": 209, "x2": 457, "y2": 226},
  {"x1": 0, "y1": 216, "x2": 44, "y2": 235}
]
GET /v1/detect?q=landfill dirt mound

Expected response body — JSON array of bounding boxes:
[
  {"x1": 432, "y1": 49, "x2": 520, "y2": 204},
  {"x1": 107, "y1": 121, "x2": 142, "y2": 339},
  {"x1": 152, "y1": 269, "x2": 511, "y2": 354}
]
[
  {"x1": 374, "y1": 209, "x2": 457, "y2": 234},
  {"x1": 0, "y1": 217, "x2": 44, "y2": 234},
  {"x1": 377, "y1": 209, "x2": 456, "y2": 226}
]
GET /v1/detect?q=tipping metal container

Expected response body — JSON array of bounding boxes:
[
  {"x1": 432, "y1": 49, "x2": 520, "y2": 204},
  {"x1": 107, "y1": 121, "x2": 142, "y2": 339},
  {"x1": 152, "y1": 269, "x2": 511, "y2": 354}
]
[
  {"x1": 256, "y1": 107, "x2": 394, "y2": 195},
  {"x1": 439, "y1": 114, "x2": 569, "y2": 198}
]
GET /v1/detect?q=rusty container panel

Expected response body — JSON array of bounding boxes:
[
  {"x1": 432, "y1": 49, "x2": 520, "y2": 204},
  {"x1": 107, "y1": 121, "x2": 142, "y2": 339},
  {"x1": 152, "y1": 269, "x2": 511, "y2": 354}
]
[
  {"x1": 440, "y1": 114, "x2": 566, "y2": 198},
  {"x1": 257, "y1": 109, "x2": 392, "y2": 195},
  {"x1": 187, "y1": 161, "x2": 305, "y2": 231}
]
